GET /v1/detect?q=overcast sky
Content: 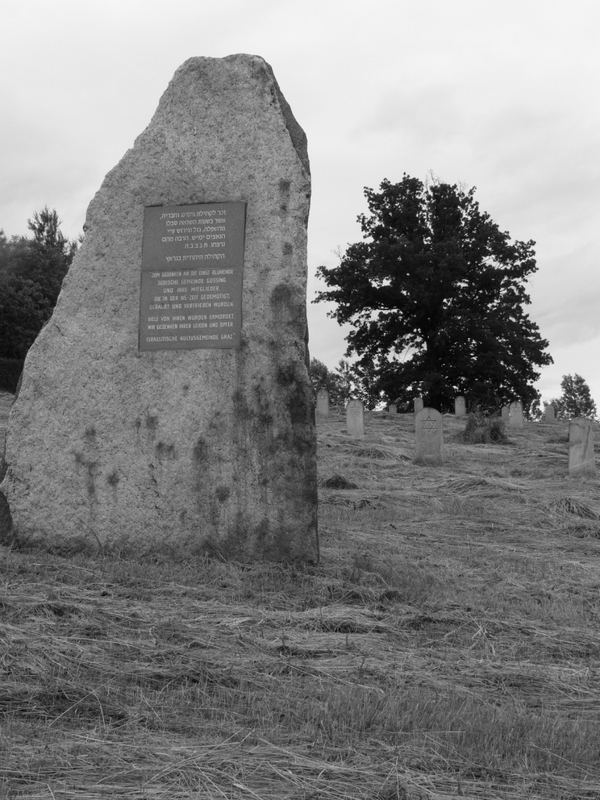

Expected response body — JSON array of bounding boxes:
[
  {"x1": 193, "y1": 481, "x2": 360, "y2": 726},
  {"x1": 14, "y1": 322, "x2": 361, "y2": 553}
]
[{"x1": 2, "y1": 0, "x2": 598, "y2": 402}]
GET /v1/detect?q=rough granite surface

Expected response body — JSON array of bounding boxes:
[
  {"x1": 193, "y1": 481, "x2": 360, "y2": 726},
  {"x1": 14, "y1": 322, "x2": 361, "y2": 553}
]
[{"x1": 0, "y1": 55, "x2": 318, "y2": 561}]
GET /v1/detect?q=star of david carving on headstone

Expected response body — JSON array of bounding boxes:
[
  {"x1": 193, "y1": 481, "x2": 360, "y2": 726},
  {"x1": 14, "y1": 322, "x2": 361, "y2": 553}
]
[{"x1": 422, "y1": 414, "x2": 439, "y2": 430}]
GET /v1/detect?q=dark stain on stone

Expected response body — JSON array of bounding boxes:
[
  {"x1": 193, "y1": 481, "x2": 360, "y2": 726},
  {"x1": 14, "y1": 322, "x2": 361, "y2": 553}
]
[
  {"x1": 288, "y1": 388, "x2": 311, "y2": 426},
  {"x1": 156, "y1": 441, "x2": 176, "y2": 461},
  {"x1": 215, "y1": 485, "x2": 230, "y2": 503},
  {"x1": 270, "y1": 284, "x2": 294, "y2": 325},
  {"x1": 182, "y1": 384, "x2": 190, "y2": 395},
  {"x1": 208, "y1": 410, "x2": 226, "y2": 433},
  {"x1": 74, "y1": 452, "x2": 99, "y2": 499},
  {"x1": 233, "y1": 390, "x2": 251, "y2": 421},
  {"x1": 0, "y1": 490, "x2": 14, "y2": 545},
  {"x1": 85, "y1": 425, "x2": 96, "y2": 440},
  {"x1": 146, "y1": 413, "x2": 159, "y2": 432},
  {"x1": 277, "y1": 363, "x2": 296, "y2": 387},
  {"x1": 283, "y1": 242, "x2": 293, "y2": 256},
  {"x1": 271, "y1": 283, "x2": 292, "y2": 309},
  {"x1": 193, "y1": 437, "x2": 208, "y2": 463},
  {"x1": 279, "y1": 179, "x2": 291, "y2": 214},
  {"x1": 270, "y1": 283, "x2": 303, "y2": 326},
  {"x1": 86, "y1": 464, "x2": 99, "y2": 498},
  {"x1": 106, "y1": 469, "x2": 120, "y2": 487},
  {"x1": 252, "y1": 381, "x2": 272, "y2": 426}
]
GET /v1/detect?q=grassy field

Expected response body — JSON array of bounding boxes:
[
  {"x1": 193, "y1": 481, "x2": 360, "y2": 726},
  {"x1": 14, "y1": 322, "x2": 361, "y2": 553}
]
[{"x1": 1, "y1": 394, "x2": 600, "y2": 799}]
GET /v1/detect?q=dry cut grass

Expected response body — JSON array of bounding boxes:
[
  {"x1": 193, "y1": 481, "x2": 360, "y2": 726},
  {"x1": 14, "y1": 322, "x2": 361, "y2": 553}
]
[{"x1": 1, "y1": 400, "x2": 600, "y2": 799}]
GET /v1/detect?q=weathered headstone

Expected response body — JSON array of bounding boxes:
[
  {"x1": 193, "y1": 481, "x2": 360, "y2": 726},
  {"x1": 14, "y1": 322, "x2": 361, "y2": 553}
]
[
  {"x1": 0, "y1": 55, "x2": 318, "y2": 562},
  {"x1": 501, "y1": 405, "x2": 510, "y2": 422},
  {"x1": 346, "y1": 399, "x2": 364, "y2": 438},
  {"x1": 454, "y1": 396, "x2": 466, "y2": 417},
  {"x1": 414, "y1": 396, "x2": 424, "y2": 414},
  {"x1": 388, "y1": 403, "x2": 397, "y2": 415},
  {"x1": 414, "y1": 407, "x2": 443, "y2": 465},
  {"x1": 543, "y1": 404, "x2": 556, "y2": 423},
  {"x1": 568, "y1": 418, "x2": 596, "y2": 475},
  {"x1": 508, "y1": 400, "x2": 524, "y2": 428},
  {"x1": 316, "y1": 389, "x2": 329, "y2": 419}
]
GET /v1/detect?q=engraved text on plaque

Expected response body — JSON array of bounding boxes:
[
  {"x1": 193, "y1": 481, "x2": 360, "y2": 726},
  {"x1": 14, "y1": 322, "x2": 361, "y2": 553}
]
[{"x1": 139, "y1": 201, "x2": 246, "y2": 351}]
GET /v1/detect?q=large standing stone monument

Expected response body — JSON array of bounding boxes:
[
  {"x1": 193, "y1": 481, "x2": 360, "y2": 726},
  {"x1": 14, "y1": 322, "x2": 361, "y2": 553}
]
[
  {"x1": 414, "y1": 396, "x2": 424, "y2": 414},
  {"x1": 568, "y1": 418, "x2": 595, "y2": 475},
  {"x1": 414, "y1": 407, "x2": 443, "y2": 465},
  {"x1": 0, "y1": 55, "x2": 318, "y2": 562}
]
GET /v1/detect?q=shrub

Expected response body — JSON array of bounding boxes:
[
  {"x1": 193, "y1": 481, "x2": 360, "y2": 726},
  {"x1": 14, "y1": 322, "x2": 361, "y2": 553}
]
[{"x1": 462, "y1": 412, "x2": 507, "y2": 444}]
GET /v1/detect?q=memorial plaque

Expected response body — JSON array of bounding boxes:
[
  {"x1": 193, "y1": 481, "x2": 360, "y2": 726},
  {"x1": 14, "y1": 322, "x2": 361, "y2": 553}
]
[{"x1": 139, "y1": 201, "x2": 246, "y2": 351}]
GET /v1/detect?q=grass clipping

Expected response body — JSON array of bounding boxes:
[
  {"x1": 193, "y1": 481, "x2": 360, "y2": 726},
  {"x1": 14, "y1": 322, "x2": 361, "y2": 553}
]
[{"x1": 1, "y1": 408, "x2": 600, "y2": 799}]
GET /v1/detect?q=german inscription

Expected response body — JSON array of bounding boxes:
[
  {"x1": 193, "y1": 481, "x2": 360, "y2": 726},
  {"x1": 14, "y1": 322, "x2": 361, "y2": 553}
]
[{"x1": 139, "y1": 201, "x2": 246, "y2": 351}]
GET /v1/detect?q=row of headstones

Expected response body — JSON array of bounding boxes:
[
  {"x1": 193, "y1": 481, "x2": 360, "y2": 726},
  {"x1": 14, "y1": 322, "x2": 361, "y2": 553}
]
[
  {"x1": 319, "y1": 389, "x2": 560, "y2": 428},
  {"x1": 333, "y1": 394, "x2": 596, "y2": 475},
  {"x1": 400, "y1": 397, "x2": 556, "y2": 427},
  {"x1": 343, "y1": 404, "x2": 447, "y2": 464},
  {"x1": 317, "y1": 389, "x2": 528, "y2": 427}
]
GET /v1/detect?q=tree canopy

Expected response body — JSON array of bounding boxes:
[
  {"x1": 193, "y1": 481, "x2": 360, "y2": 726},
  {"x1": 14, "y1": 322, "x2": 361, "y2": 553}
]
[
  {"x1": 0, "y1": 208, "x2": 77, "y2": 390},
  {"x1": 315, "y1": 176, "x2": 553, "y2": 413},
  {"x1": 551, "y1": 374, "x2": 597, "y2": 420},
  {"x1": 309, "y1": 357, "x2": 381, "y2": 409}
]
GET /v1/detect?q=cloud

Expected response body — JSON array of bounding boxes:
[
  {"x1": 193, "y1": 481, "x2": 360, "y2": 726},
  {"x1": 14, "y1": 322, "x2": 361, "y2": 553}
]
[{"x1": 1, "y1": 0, "x2": 600, "y2": 402}]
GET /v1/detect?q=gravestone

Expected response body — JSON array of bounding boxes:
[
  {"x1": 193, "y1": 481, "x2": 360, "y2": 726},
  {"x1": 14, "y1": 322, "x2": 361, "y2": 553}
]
[
  {"x1": 0, "y1": 55, "x2": 318, "y2": 562},
  {"x1": 501, "y1": 405, "x2": 510, "y2": 422},
  {"x1": 316, "y1": 389, "x2": 329, "y2": 419},
  {"x1": 414, "y1": 396, "x2": 424, "y2": 414},
  {"x1": 568, "y1": 418, "x2": 596, "y2": 475},
  {"x1": 454, "y1": 396, "x2": 466, "y2": 417},
  {"x1": 388, "y1": 403, "x2": 397, "y2": 415},
  {"x1": 508, "y1": 400, "x2": 524, "y2": 428},
  {"x1": 346, "y1": 399, "x2": 364, "y2": 438},
  {"x1": 414, "y1": 407, "x2": 443, "y2": 465},
  {"x1": 543, "y1": 404, "x2": 556, "y2": 423}
]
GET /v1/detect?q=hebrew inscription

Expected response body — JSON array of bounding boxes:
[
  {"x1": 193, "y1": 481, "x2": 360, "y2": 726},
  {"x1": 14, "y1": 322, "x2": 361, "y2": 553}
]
[{"x1": 139, "y1": 201, "x2": 246, "y2": 351}]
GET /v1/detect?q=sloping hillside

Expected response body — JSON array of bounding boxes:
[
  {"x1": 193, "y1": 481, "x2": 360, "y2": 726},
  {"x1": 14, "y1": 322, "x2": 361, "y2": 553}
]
[{"x1": 1, "y1": 396, "x2": 600, "y2": 800}]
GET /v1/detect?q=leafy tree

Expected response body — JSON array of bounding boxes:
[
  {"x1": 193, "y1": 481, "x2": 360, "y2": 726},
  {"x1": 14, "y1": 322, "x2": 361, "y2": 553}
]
[
  {"x1": 551, "y1": 374, "x2": 597, "y2": 420},
  {"x1": 22, "y1": 207, "x2": 77, "y2": 295},
  {"x1": 0, "y1": 231, "x2": 29, "y2": 278},
  {"x1": 339, "y1": 358, "x2": 383, "y2": 410},
  {"x1": 309, "y1": 358, "x2": 348, "y2": 407},
  {"x1": 0, "y1": 209, "x2": 77, "y2": 384},
  {"x1": 314, "y1": 176, "x2": 552, "y2": 412},
  {"x1": 309, "y1": 357, "x2": 383, "y2": 409}
]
